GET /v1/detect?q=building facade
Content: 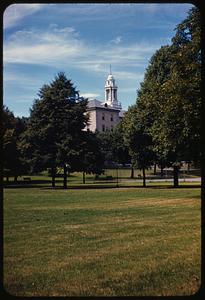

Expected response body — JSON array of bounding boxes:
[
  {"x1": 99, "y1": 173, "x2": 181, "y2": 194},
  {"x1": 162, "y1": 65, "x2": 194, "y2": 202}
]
[{"x1": 85, "y1": 71, "x2": 125, "y2": 133}]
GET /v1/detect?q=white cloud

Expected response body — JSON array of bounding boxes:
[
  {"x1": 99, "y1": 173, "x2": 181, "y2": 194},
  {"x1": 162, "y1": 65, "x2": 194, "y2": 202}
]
[
  {"x1": 80, "y1": 93, "x2": 100, "y2": 99},
  {"x1": 116, "y1": 71, "x2": 144, "y2": 81},
  {"x1": 4, "y1": 25, "x2": 160, "y2": 73},
  {"x1": 4, "y1": 71, "x2": 45, "y2": 90},
  {"x1": 112, "y1": 36, "x2": 122, "y2": 44},
  {"x1": 3, "y1": 4, "x2": 46, "y2": 29},
  {"x1": 4, "y1": 26, "x2": 87, "y2": 66},
  {"x1": 3, "y1": 24, "x2": 161, "y2": 98}
]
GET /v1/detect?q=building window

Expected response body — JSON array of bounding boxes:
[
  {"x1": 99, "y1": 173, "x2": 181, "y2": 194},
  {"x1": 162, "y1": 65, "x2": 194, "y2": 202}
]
[
  {"x1": 102, "y1": 125, "x2": 105, "y2": 132},
  {"x1": 106, "y1": 90, "x2": 109, "y2": 100},
  {"x1": 102, "y1": 113, "x2": 105, "y2": 120},
  {"x1": 111, "y1": 125, "x2": 113, "y2": 131},
  {"x1": 114, "y1": 89, "x2": 117, "y2": 99},
  {"x1": 111, "y1": 114, "x2": 113, "y2": 121}
]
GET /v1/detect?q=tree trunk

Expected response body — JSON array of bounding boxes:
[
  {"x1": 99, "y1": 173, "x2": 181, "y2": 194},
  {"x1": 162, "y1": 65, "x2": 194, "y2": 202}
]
[
  {"x1": 154, "y1": 163, "x2": 157, "y2": 175},
  {"x1": 83, "y1": 172, "x2": 85, "y2": 184},
  {"x1": 142, "y1": 167, "x2": 146, "y2": 187},
  {"x1": 160, "y1": 165, "x2": 164, "y2": 177},
  {"x1": 187, "y1": 162, "x2": 190, "y2": 173},
  {"x1": 14, "y1": 176, "x2": 18, "y2": 183},
  {"x1": 63, "y1": 164, "x2": 67, "y2": 189},
  {"x1": 6, "y1": 176, "x2": 9, "y2": 183},
  {"x1": 130, "y1": 166, "x2": 134, "y2": 178},
  {"x1": 51, "y1": 166, "x2": 56, "y2": 188},
  {"x1": 173, "y1": 165, "x2": 179, "y2": 188}
]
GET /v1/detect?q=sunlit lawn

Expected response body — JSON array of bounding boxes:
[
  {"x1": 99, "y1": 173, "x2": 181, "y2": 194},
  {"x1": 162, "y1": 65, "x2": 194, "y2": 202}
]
[{"x1": 4, "y1": 186, "x2": 201, "y2": 296}]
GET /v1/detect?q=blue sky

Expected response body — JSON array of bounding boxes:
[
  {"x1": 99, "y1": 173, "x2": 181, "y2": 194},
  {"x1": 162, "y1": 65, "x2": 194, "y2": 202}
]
[{"x1": 3, "y1": 3, "x2": 194, "y2": 117}]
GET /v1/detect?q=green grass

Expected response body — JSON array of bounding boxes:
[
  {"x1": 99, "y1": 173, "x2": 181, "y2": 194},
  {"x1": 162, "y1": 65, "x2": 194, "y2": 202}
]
[{"x1": 4, "y1": 187, "x2": 201, "y2": 296}]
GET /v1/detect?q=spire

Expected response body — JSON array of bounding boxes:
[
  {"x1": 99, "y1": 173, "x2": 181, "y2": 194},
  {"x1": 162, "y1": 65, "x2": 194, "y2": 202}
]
[{"x1": 105, "y1": 67, "x2": 119, "y2": 107}]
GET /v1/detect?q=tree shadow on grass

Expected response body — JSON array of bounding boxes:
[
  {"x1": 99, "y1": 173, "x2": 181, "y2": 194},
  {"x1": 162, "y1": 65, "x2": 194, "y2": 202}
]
[
  {"x1": 3, "y1": 180, "x2": 201, "y2": 190},
  {"x1": 3, "y1": 179, "x2": 52, "y2": 189},
  {"x1": 42, "y1": 184, "x2": 201, "y2": 190}
]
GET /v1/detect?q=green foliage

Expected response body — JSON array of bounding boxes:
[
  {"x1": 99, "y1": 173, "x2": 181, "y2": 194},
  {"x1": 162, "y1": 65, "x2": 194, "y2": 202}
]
[
  {"x1": 123, "y1": 7, "x2": 201, "y2": 177},
  {"x1": 96, "y1": 123, "x2": 131, "y2": 166},
  {"x1": 96, "y1": 130, "x2": 114, "y2": 163},
  {"x1": 122, "y1": 105, "x2": 155, "y2": 170},
  {"x1": 80, "y1": 131, "x2": 104, "y2": 175},
  {"x1": 168, "y1": 7, "x2": 201, "y2": 162},
  {"x1": 111, "y1": 123, "x2": 131, "y2": 165},
  {"x1": 22, "y1": 72, "x2": 88, "y2": 173},
  {"x1": 154, "y1": 7, "x2": 201, "y2": 164},
  {"x1": 2, "y1": 106, "x2": 28, "y2": 178}
]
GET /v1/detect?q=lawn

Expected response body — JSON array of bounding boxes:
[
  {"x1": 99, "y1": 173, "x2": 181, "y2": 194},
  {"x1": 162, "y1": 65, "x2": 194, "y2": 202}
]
[{"x1": 3, "y1": 186, "x2": 201, "y2": 296}]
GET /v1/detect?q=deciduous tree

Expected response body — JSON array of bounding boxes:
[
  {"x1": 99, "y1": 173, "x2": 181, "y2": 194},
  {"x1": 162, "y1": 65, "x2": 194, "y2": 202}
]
[{"x1": 122, "y1": 105, "x2": 155, "y2": 187}]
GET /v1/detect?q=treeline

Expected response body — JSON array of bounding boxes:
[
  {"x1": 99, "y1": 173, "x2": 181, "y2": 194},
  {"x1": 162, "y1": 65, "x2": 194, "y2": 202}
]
[
  {"x1": 2, "y1": 72, "x2": 130, "y2": 187},
  {"x1": 2, "y1": 7, "x2": 201, "y2": 188}
]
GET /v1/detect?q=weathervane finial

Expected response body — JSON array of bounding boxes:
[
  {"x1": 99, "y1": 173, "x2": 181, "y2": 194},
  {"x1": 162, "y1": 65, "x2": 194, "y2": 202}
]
[{"x1": 110, "y1": 64, "x2": 112, "y2": 75}]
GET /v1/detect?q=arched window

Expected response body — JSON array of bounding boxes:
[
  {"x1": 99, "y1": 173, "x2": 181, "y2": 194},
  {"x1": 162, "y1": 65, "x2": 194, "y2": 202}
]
[
  {"x1": 111, "y1": 114, "x2": 113, "y2": 121},
  {"x1": 102, "y1": 113, "x2": 105, "y2": 120},
  {"x1": 102, "y1": 125, "x2": 105, "y2": 132}
]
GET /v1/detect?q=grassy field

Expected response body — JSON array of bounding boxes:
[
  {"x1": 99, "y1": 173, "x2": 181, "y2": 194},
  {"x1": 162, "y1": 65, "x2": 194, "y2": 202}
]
[{"x1": 4, "y1": 186, "x2": 201, "y2": 296}]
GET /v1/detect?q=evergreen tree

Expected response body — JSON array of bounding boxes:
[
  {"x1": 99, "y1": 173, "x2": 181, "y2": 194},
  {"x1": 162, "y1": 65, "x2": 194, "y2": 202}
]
[
  {"x1": 22, "y1": 72, "x2": 88, "y2": 187},
  {"x1": 2, "y1": 106, "x2": 27, "y2": 182}
]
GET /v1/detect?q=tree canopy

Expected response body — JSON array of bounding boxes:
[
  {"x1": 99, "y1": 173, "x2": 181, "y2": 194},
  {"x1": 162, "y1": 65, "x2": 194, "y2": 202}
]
[
  {"x1": 21, "y1": 72, "x2": 88, "y2": 186},
  {"x1": 2, "y1": 106, "x2": 28, "y2": 180},
  {"x1": 122, "y1": 7, "x2": 201, "y2": 187},
  {"x1": 96, "y1": 123, "x2": 131, "y2": 167}
]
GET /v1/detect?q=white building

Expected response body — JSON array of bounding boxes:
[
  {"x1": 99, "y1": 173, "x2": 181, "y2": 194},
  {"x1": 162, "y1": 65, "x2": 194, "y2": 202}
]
[{"x1": 85, "y1": 70, "x2": 125, "y2": 132}]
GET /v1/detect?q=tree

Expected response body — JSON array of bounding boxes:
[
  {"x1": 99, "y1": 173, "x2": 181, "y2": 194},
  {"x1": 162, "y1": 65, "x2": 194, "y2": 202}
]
[
  {"x1": 122, "y1": 105, "x2": 155, "y2": 187},
  {"x1": 80, "y1": 131, "x2": 104, "y2": 183},
  {"x1": 96, "y1": 130, "x2": 114, "y2": 165},
  {"x1": 136, "y1": 45, "x2": 174, "y2": 176},
  {"x1": 111, "y1": 123, "x2": 131, "y2": 166},
  {"x1": 151, "y1": 7, "x2": 201, "y2": 186},
  {"x1": 2, "y1": 106, "x2": 28, "y2": 182},
  {"x1": 22, "y1": 72, "x2": 88, "y2": 188},
  {"x1": 169, "y1": 6, "x2": 201, "y2": 163},
  {"x1": 96, "y1": 124, "x2": 131, "y2": 167},
  {"x1": 127, "y1": 7, "x2": 201, "y2": 187}
]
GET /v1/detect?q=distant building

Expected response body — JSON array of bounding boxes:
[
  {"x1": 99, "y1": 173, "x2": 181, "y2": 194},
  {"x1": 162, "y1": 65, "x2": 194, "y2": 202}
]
[{"x1": 85, "y1": 70, "x2": 125, "y2": 133}]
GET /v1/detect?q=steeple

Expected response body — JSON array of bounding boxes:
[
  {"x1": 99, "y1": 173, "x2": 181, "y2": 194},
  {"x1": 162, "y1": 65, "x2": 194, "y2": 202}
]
[{"x1": 104, "y1": 66, "x2": 119, "y2": 108}]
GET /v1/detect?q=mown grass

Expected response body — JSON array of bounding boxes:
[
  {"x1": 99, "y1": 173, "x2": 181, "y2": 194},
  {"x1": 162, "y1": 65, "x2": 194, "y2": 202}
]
[{"x1": 3, "y1": 187, "x2": 201, "y2": 296}]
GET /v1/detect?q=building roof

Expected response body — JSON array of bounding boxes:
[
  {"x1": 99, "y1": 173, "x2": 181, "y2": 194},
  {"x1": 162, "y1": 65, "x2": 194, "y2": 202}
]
[
  {"x1": 87, "y1": 99, "x2": 102, "y2": 108},
  {"x1": 87, "y1": 99, "x2": 121, "y2": 111}
]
